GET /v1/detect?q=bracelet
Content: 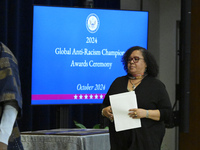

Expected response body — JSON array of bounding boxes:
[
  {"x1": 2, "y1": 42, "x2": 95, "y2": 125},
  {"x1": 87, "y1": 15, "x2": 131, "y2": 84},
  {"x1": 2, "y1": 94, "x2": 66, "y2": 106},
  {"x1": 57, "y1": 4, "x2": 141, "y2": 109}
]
[
  {"x1": 101, "y1": 108, "x2": 105, "y2": 117},
  {"x1": 146, "y1": 110, "x2": 149, "y2": 118}
]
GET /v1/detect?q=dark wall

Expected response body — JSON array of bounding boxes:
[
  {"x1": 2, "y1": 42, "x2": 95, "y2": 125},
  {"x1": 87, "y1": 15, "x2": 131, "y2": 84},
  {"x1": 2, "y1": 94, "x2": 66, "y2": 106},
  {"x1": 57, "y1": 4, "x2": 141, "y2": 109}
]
[
  {"x1": 0, "y1": 0, "x2": 119, "y2": 131},
  {"x1": 179, "y1": 0, "x2": 200, "y2": 149}
]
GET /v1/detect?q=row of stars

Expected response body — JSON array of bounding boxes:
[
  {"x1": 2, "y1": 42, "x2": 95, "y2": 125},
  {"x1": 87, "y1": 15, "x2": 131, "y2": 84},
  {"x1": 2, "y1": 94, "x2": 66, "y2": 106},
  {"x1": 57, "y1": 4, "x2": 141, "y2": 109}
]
[{"x1": 74, "y1": 94, "x2": 104, "y2": 99}]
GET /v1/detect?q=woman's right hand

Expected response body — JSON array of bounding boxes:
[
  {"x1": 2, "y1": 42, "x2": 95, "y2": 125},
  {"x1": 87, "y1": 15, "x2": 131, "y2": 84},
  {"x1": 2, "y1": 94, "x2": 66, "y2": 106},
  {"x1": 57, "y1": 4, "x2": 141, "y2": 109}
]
[{"x1": 102, "y1": 106, "x2": 114, "y2": 122}]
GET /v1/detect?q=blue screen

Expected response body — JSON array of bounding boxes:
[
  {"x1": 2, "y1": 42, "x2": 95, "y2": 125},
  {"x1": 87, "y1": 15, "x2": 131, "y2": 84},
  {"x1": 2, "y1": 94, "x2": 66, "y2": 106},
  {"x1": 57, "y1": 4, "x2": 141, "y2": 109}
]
[{"x1": 31, "y1": 5, "x2": 148, "y2": 105}]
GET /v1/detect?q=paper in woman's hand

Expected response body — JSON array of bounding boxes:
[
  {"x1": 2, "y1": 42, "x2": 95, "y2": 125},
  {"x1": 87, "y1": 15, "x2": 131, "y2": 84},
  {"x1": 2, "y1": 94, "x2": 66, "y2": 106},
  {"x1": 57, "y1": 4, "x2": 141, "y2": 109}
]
[{"x1": 109, "y1": 91, "x2": 141, "y2": 132}]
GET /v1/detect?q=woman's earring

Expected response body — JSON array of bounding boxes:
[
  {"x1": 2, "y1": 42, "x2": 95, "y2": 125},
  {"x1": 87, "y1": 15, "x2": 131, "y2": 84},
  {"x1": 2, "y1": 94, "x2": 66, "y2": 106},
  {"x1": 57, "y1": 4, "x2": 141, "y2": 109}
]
[{"x1": 145, "y1": 67, "x2": 147, "y2": 73}]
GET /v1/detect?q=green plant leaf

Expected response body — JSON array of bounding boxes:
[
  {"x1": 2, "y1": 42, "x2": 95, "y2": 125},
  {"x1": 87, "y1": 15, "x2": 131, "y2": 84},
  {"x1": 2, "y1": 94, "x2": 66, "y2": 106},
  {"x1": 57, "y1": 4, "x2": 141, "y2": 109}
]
[
  {"x1": 93, "y1": 124, "x2": 101, "y2": 129},
  {"x1": 74, "y1": 120, "x2": 87, "y2": 129}
]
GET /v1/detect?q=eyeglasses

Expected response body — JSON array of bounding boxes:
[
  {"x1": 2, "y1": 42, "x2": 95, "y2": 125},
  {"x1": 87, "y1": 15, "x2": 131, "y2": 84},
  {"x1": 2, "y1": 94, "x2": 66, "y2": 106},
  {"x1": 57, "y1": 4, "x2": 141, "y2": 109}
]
[{"x1": 128, "y1": 56, "x2": 144, "y2": 63}]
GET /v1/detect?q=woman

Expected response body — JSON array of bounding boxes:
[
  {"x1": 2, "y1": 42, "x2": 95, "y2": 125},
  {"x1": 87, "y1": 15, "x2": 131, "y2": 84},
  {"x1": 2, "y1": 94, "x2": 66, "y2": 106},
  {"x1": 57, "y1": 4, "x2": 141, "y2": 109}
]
[
  {"x1": 0, "y1": 42, "x2": 24, "y2": 150},
  {"x1": 101, "y1": 46, "x2": 172, "y2": 150}
]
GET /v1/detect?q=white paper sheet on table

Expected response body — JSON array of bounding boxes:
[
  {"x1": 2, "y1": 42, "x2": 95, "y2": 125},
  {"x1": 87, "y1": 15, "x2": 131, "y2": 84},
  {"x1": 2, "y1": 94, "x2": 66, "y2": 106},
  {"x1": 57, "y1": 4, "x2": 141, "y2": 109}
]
[{"x1": 109, "y1": 91, "x2": 141, "y2": 132}]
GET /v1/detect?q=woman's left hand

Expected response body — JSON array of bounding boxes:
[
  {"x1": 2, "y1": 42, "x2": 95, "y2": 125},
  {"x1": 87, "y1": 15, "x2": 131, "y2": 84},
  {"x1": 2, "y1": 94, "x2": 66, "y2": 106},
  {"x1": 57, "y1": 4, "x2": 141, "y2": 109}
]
[{"x1": 128, "y1": 108, "x2": 146, "y2": 119}]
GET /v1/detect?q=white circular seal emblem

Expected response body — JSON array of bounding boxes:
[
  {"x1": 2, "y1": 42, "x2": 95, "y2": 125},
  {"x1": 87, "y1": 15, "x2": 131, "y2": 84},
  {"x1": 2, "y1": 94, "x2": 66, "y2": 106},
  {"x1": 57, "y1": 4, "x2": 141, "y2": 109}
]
[{"x1": 86, "y1": 13, "x2": 100, "y2": 33}]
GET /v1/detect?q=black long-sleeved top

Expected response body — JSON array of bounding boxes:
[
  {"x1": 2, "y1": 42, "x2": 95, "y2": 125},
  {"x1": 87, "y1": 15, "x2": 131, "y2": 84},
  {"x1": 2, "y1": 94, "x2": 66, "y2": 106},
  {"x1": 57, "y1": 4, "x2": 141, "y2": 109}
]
[{"x1": 102, "y1": 75, "x2": 172, "y2": 150}]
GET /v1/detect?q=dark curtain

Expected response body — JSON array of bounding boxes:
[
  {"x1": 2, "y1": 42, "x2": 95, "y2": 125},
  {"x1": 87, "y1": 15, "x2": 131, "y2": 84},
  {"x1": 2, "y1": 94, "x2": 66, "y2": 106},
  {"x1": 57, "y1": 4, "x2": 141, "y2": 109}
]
[{"x1": 0, "y1": 0, "x2": 119, "y2": 131}]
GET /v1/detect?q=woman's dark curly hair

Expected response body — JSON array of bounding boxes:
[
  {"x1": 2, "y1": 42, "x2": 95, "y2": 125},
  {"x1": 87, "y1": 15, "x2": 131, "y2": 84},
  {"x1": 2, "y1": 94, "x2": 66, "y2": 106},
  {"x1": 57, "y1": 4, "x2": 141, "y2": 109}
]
[{"x1": 121, "y1": 46, "x2": 159, "y2": 77}]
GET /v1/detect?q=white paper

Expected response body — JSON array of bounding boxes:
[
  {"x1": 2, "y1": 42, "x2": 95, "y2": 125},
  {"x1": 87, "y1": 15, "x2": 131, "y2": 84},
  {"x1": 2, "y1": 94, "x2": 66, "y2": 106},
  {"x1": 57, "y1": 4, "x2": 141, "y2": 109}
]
[{"x1": 109, "y1": 91, "x2": 141, "y2": 132}]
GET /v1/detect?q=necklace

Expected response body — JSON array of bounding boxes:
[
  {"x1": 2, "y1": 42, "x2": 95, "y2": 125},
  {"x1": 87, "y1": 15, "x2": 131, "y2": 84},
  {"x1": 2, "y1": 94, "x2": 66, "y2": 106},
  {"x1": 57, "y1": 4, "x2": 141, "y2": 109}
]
[
  {"x1": 128, "y1": 73, "x2": 144, "y2": 80},
  {"x1": 128, "y1": 74, "x2": 147, "y2": 90},
  {"x1": 129, "y1": 79, "x2": 142, "y2": 90}
]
